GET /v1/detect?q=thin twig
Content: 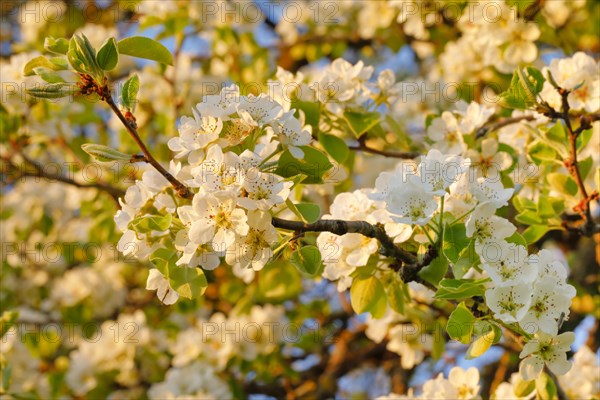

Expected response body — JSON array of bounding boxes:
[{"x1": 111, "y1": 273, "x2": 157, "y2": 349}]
[
  {"x1": 475, "y1": 115, "x2": 536, "y2": 139},
  {"x1": 348, "y1": 138, "x2": 419, "y2": 159}
]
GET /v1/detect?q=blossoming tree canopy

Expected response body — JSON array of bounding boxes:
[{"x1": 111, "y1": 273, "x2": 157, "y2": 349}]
[{"x1": 1, "y1": 0, "x2": 599, "y2": 399}]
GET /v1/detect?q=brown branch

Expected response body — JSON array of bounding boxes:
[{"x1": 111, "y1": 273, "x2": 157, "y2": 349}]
[
  {"x1": 348, "y1": 136, "x2": 419, "y2": 159},
  {"x1": 475, "y1": 115, "x2": 536, "y2": 139},
  {"x1": 1, "y1": 153, "x2": 124, "y2": 203},
  {"x1": 271, "y1": 217, "x2": 418, "y2": 265},
  {"x1": 89, "y1": 76, "x2": 193, "y2": 200},
  {"x1": 554, "y1": 87, "x2": 599, "y2": 236}
]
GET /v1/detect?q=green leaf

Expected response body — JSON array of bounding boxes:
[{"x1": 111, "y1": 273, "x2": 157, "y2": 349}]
[
  {"x1": 150, "y1": 248, "x2": 177, "y2": 276},
  {"x1": 318, "y1": 132, "x2": 349, "y2": 164},
  {"x1": 435, "y1": 279, "x2": 486, "y2": 300},
  {"x1": 81, "y1": 143, "x2": 131, "y2": 162},
  {"x1": 579, "y1": 156, "x2": 594, "y2": 181},
  {"x1": 387, "y1": 281, "x2": 405, "y2": 315},
  {"x1": 121, "y1": 74, "x2": 140, "y2": 111},
  {"x1": 44, "y1": 36, "x2": 69, "y2": 54},
  {"x1": 23, "y1": 56, "x2": 67, "y2": 76},
  {"x1": 291, "y1": 245, "x2": 323, "y2": 276},
  {"x1": 505, "y1": 232, "x2": 528, "y2": 247},
  {"x1": 418, "y1": 255, "x2": 448, "y2": 287},
  {"x1": 257, "y1": 260, "x2": 302, "y2": 301},
  {"x1": 295, "y1": 203, "x2": 321, "y2": 224},
  {"x1": 547, "y1": 173, "x2": 578, "y2": 196},
  {"x1": 350, "y1": 276, "x2": 386, "y2": 316},
  {"x1": 129, "y1": 213, "x2": 172, "y2": 233},
  {"x1": 522, "y1": 225, "x2": 552, "y2": 244},
  {"x1": 96, "y1": 37, "x2": 119, "y2": 71},
  {"x1": 443, "y1": 223, "x2": 470, "y2": 263},
  {"x1": 527, "y1": 141, "x2": 556, "y2": 165},
  {"x1": 67, "y1": 33, "x2": 101, "y2": 78},
  {"x1": 275, "y1": 146, "x2": 333, "y2": 184},
  {"x1": 26, "y1": 83, "x2": 74, "y2": 99},
  {"x1": 499, "y1": 67, "x2": 545, "y2": 109},
  {"x1": 343, "y1": 110, "x2": 380, "y2": 138},
  {"x1": 169, "y1": 267, "x2": 207, "y2": 299},
  {"x1": 32, "y1": 67, "x2": 65, "y2": 83},
  {"x1": 576, "y1": 128, "x2": 593, "y2": 151},
  {"x1": 149, "y1": 248, "x2": 207, "y2": 300},
  {"x1": 512, "y1": 196, "x2": 536, "y2": 212},
  {"x1": 292, "y1": 99, "x2": 320, "y2": 131},
  {"x1": 446, "y1": 302, "x2": 475, "y2": 345},
  {"x1": 545, "y1": 122, "x2": 566, "y2": 144},
  {"x1": 117, "y1": 36, "x2": 174, "y2": 66},
  {"x1": 515, "y1": 210, "x2": 543, "y2": 225}
]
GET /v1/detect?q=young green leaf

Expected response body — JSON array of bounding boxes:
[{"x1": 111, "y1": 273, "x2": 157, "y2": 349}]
[
  {"x1": 23, "y1": 56, "x2": 67, "y2": 76},
  {"x1": 44, "y1": 36, "x2": 69, "y2": 54},
  {"x1": 121, "y1": 74, "x2": 140, "y2": 111},
  {"x1": 343, "y1": 110, "x2": 380, "y2": 138},
  {"x1": 295, "y1": 203, "x2": 321, "y2": 224},
  {"x1": 117, "y1": 36, "x2": 174, "y2": 66},
  {"x1": 67, "y1": 34, "x2": 102, "y2": 79},
  {"x1": 32, "y1": 67, "x2": 65, "y2": 83},
  {"x1": 81, "y1": 143, "x2": 132, "y2": 162},
  {"x1": 169, "y1": 266, "x2": 207, "y2": 299},
  {"x1": 350, "y1": 275, "x2": 386, "y2": 316},
  {"x1": 26, "y1": 83, "x2": 74, "y2": 99},
  {"x1": 290, "y1": 245, "x2": 323, "y2": 276},
  {"x1": 446, "y1": 302, "x2": 475, "y2": 344},
  {"x1": 96, "y1": 37, "x2": 119, "y2": 71},
  {"x1": 129, "y1": 214, "x2": 173, "y2": 234},
  {"x1": 318, "y1": 132, "x2": 349, "y2": 164}
]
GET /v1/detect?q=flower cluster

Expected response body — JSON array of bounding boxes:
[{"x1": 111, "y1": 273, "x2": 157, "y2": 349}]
[
  {"x1": 377, "y1": 367, "x2": 481, "y2": 400},
  {"x1": 317, "y1": 189, "x2": 412, "y2": 291}
]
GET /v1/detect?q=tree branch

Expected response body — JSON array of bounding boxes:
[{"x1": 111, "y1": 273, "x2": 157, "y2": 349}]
[
  {"x1": 87, "y1": 75, "x2": 193, "y2": 200},
  {"x1": 553, "y1": 87, "x2": 599, "y2": 236},
  {"x1": 271, "y1": 217, "x2": 418, "y2": 265},
  {"x1": 475, "y1": 115, "x2": 536, "y2": 139},
  {"x1": 348, "y1": 135, "x2": 419, "y2": 159},
  {"x1": 1, "y1": 152, "x2": 124, "y2": 203}
]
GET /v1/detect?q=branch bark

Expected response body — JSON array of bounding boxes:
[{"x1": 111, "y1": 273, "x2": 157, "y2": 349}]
[
  {"x1": 552, "y1": 87, "x2": 600, "y2": 236},
  {"x1": 271, "y1": 217, "x2": 418, "y2": 265},
  {"x1": 475, "y1": 115, "x2": 536, "y2": 139}
]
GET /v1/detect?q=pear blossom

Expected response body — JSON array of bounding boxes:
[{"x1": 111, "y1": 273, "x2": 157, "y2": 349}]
[
  {"x1": 237, "y1": 172, "x2": 292, "y2": 210},
  {"x1": 519, "y1": 331, "x2": 575, "y2": 381},
  {"x1": 470, "y1": 176, "x2": 514, "y2": 208},
  {"x1": 168, "y1": 110, "x2": 222, "y2": 162},
  {"x1": 273, "y1": 111, "x2": 313, "y2": 158},
  {"x1": 427, "y1": 111, "x2": 466, "y2": 155},
  {"x1": 189, "y1": 145, "x2": 243, "y2": 192},
  {"x1": 540, "y1": 52, "x2": 600, "y2": 113},
  {"x1": 225, "y1": 210, "x2": 277, "y2": 271},
  {"x1": 386, "y1": 324, "x2": 433, "y2": 369},
  {"x1": 418, "y1": 149, "x2": 467, "y2": 195},
  {"x1": 456, "y1": 101, "x2": 495, "y2": 135},
  {"x1": 146, "y1": 269, "x2": 179, "y2": 305},
  {"x1": 448, "y1": 367, "x2": 481, "y2": 400},
  {"x1": 466, "y1": 202, "x2": 516, "y2": 250},
  {"x1": 237, "y1": 93, "x2": 283, "y2": 127},
  {"x1": 466, "y1": 138, "x2": 513, "y2": 178},
  {"x1": 518, "y1": 276, "x2": 575, "y2": 335},
  {"x1": 485, "y1": 283, "x2": 532, "y2": 323},
  {"x1": 188, "y1": 191, "x2": 249, "y2": 252},
  {"x1": 480, "y1": 241, "x2": 534, "y2": 287}
]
